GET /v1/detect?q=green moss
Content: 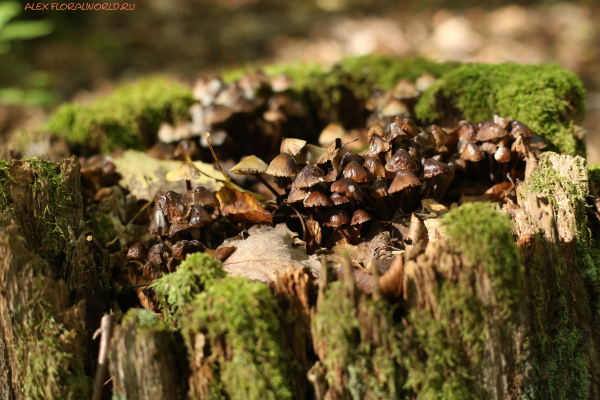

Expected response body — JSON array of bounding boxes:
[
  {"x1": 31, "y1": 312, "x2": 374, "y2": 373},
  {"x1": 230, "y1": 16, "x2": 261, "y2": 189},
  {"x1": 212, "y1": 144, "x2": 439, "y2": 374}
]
[
  {"x1": 42, "y1": 76, "x2": 193, "y2": 154},
  {"x1": 28, "y1": 157, "x2": 81, "y2": 258},
  {"x1": 223, "y1": 55, "x2": 459, "y2": 106},
  {"x1": 312, "y1": 281, "x2": 405, "y2": 399},
  {"x1": 150, "y1": 252, "x2": 226, "y2": 327},
  {"x1": 588, "y1": 164, "x2": 600, "y2": 192},
  {"x1": 16, "y1": 312, "x2": 91, "y2": 399},
  {"x1": 121, "y1": 307, "x2": 166, "y2": 331},
  {"x1": 443, "y1": 202, "x2": 522, "y2": 308},
  {"x1": 415, "y1": 63, "x2": 587, "y2": 156},
  {"x1": 0, "y1": 159, "x2": 14, "y2": 226},
  {"x1": 181, "y1": 276, "x2": 294, "y2": 400},
  {"x1": 521, "y1": 153, "x2": 594, "y2": 399}
]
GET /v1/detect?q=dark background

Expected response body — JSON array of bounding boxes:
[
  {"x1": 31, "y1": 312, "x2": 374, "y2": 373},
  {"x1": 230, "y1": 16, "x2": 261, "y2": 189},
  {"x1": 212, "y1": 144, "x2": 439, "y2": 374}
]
[{"x1": 2, "y1": 0, "x2": 600, "y2": 160}]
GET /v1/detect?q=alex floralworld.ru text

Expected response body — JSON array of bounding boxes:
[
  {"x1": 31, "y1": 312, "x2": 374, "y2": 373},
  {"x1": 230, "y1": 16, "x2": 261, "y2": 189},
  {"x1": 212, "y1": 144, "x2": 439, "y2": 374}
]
[{"x1": 24, "y1": 3, "x2": 135, "y2": 11}]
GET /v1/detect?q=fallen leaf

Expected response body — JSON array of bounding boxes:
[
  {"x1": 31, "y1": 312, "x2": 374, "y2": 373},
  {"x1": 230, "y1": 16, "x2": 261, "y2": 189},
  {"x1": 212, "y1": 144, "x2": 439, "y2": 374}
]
[
  {"x1": 421, "y1": 198, "x2": 449, "y2": 216},
  {"x1": 218, "y1": 223, "x2": 321, "y2": 283},
  {"x1": 217, "y1": 186, "x2": 273, "y2": 223},
  {"x1": 113, "y1": 150, "x2": 225, "y2": 200}
]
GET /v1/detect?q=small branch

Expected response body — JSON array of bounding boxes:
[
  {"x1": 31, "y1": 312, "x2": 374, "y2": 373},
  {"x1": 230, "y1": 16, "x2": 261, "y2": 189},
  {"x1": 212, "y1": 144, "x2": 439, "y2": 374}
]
[{"x1": 92, "y1": 314, "x2": 113, "y2": 400}]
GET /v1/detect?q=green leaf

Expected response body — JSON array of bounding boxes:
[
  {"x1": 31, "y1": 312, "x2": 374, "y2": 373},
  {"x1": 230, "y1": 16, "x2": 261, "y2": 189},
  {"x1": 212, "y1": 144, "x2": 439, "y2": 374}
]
[
  {"x1": 0, "y1": 20, "x2": 53, "y2": 41},
  {"x1": 0, "y1": 2, "x2": 21, "y2": 31}
]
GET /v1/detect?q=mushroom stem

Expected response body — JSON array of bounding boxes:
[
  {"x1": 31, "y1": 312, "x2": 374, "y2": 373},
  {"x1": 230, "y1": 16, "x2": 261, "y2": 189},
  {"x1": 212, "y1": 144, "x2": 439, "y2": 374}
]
[
  {"x1": 254, "y1": 174, "x2": 284, "y2": 202},
  {"x1": 337, "y1": 227, "x2": 351, "y2": 244},
  {"x1": 206, "y1": 132, "x2": 231, "y2": 184},
  {"x1": 286, "y1": 201, "x2": 308, "y2": 244},
  {"x1": 186, "y1": 179, "x2": 192, "y2": 192}
]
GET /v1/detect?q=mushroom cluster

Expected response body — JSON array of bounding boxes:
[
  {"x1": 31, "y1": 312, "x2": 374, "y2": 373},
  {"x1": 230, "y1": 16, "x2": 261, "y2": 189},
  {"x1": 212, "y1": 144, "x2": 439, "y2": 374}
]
[
  {"x1": 79, "y1": 154, "x2": 122, "y2": 200},
  {"x1": 126, "y1": 184, "x2": 220, "y2": 282},
  {"x1": 234, "y1": 114, "x2": 544, "y2": 247},
  {"x1": 146, "y1": 71, "x2": 312, "y2": 163},
  {"x1": 366, "y1": 74, "x2": 437, "y2": 130}
]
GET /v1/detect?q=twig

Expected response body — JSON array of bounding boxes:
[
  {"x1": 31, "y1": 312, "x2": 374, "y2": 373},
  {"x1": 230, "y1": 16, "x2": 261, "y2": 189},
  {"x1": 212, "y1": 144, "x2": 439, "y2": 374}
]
[
  {"x1": 106, "y1": 197, "x2": 153, "y2": 248},
  {"x1": 92, "y1": 314, "x2": 113, "y2": 400}
]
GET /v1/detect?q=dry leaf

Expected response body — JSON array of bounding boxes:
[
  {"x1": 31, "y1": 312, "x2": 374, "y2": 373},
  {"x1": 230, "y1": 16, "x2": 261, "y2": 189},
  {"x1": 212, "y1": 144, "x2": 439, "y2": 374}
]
[
  {"x1": 218, "y1": 224, "x2": 321, "y2": 283},
  {"x1": 421, "y1": 198, "x2": 449, "y2": 216},
  {"x1": 113, "y1": 150, "x2": 224, "y2": 200},
  {"x1": 217, "y1": 186, "x2": 273, "y2": 223}
]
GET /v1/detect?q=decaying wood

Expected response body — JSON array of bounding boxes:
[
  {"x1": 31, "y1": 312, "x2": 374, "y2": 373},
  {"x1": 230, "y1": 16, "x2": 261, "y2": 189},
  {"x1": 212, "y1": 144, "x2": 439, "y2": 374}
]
[{"x1": 108, "y1": 309, "x2": 184, "y2": 400}]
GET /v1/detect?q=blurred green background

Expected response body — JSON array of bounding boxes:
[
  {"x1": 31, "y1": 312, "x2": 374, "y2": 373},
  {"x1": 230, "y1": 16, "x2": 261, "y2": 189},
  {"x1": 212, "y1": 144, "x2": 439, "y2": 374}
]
[{"x1": 2, "y1": 0, "x2": 599, "y2": 160}]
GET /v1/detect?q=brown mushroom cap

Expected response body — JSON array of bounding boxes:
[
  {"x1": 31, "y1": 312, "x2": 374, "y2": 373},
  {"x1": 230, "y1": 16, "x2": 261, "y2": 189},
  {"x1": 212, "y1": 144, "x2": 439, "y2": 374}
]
[
  {"x1": 204, "y1": 104, "x2": 233, "y2": 126},
  {"x1": 148, "y1": 243, "x2": 172, "y2": 267},
  {"x1": 363, "y1": 157, "x2": 386, "y2": 180},
  {"x1": 407, "y1": 143, "x2": 421, "y2": 161},
  {"x1": 148, "y1": 209, "x2": 169, "y2": 236},
  {"x1": 147, "y1": 142, "x2": 175, "y2": 160},
  {"x1": 529, "y1": 134, "x2": 547, "y2": 149},
  {"x1": 174, "y1": 139, "x2": 198, "y2": 161},
  {"x1": 342, "y1": 151, "x2": 365, "y2": 167},
  {"x1": 230, "y1": 155, "x2": 269, "y2": 175},
  {"x1": 193, "y1": 186, "x2": 220, "y2": 209},
  {"x1": 388, "y1": 170, "x2": 421, "y2": 193},
  {"x1": 510, "y1": 120, "x2": 533, "y2": 138},
  {"x1": 386, "y1": 149, "x2": 418, "y2": 173},
  {"x1": 416, "y1": 130, "x2": 437, "y2": 151},
  {"x1": 292, "y1": 165, "x2": 325, "y2": 188},
  {"x1": 166, "y1": 161, "x2": 202, "y2": 183},
  {"x1": 270, "y1": 73, "x2": 294, "y2": 93},
  {"x1": 428, "y1": 125, "x2": 448, "y2": 152},
  {"x1": 392, "y1": 79, "x2": 419, "y2": 99},
  {"x1": 190, "y1": 205, "x2": 212, "y2": 228},
  {"x1": 461, "y1": 142, "x2": 484, "y2": 162},
  {"x1": 304, "y1": 189, "x2": 333, "y2": 207},
  {"x1": 280, "y1": 138, "x2": 306, "y2": 156},
  {"x1": 165, "y1": 190, "x2": 189, "y2": 223},
  {"x1": 416, "y1": 73, "x2": 436, "y2": 92},
  {"x1": 397, "y1": 117, "x2": 420, "y2": 138},
  {"x1": 364, "y1": 134, "x2": 391, "y2": 158},
  {"x1": 343, "y1": 161, "x2": 369, "y2": 182},
  {"x1": 331, "y1": 178, "x2": 363, "y2": 201},
  {"x1": 263, "y1": 109, "x2": 287, "y2": 123},
  {"x1": 351, "y1": 209, "x2": 372, "y2": 225},
  {"x1": 458, "y1": 122, "x2": 478, "y2": 143},
  {"x1": 370, "y1": 179, "x2": 389, "y2": 197},
  {"x1": 169, "y1": 221, "x2": 191, "y2": 237},
  {"x1": 154, "y1": 191, "x2": 169, "y2": 213},
  {"x1": 287, "y1": 187, "x2": 309, "y2": 203},
  {"x1": 127, "y1": 242, "x2": 148, "y2": 261},
  {"x1": 329, "y1": 210, "x2": 349, "y2": 227},
  {"x1": 382, "y1": 98, "x2": 409, "y2": 117},
  {"x1": 494, "y1": 146, "x2": 512, "y2": 163},
  {"x1": 494, "y1": 115, "x2": 512, "y2": 129},
  {"x1": 331, "y1": 192, "x2": 350, "y2": 205},
  {"x1": 367, "y1": 123, "x2": 385, "y2": 143},
  {"x1": 172, "y1": 240, "x2": 205, "y2": 260},
  {"x1": 266, "y1": 153, "x2": 299, "y2": 177},
  {"x1": 319, "y1": 123, "x2": 345, "y2": 146},
  {"x1": 422, "y1": 158, "x2": 450, "y2": 178},
  {"x1": 295, "y1": 144, "x2": 326, "y2": 165},
  {"x1": 476, "y1": 122, "x2": 507, "y2": 141},
  {"x1": 480, "y1": 142, "x2": 498, "y2": 154}
]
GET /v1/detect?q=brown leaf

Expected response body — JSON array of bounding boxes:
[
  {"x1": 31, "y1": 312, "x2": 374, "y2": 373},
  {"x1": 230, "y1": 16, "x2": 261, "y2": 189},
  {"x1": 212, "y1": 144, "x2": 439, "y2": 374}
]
[
  {"x1": 218, "y1": 224, "x2": 321, "y2": 283},
  {"x1": 217, "y1": 186, "x2": 273, "y2": 223},
  {"x1": 380, "y1": 254, "x2": 404, "y2": 297}
]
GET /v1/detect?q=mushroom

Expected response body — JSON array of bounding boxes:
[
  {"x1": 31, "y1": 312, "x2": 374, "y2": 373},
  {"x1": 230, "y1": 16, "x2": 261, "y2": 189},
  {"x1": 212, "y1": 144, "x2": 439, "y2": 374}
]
[
  {"x1": 174, "y1": 139, "x2": 198, "y2": 161},
  {"x1": 172, "y1": 240, "x2": 205, "y2": 261},
  {"x1": 280, "y1": 138, "x2": 306, "y2": 156},
  {"x1": 331, "y1": 178, "x2": 363, "y2": 203},
  {"x1": 147, "y1": 142, "x2": 175, "y2": 160},
  {"x1": 476, "y1": 121, "x2": 507, "y2": 142},
  {"x1": 266, "y1": 153, "x2": 300, "y2": 189},
  {"x1": 230, "y1": 155, "x2": 282, "y2": 200},
  {"x1": 329, "y1": 209, "x2": 351, "y2": 244},
  {"x1": 392, "y1": 79, "x2": 419, "y2": 100},
  {"x1": 295, "y1": 144, "x2": 326, "y2": 165},
  {"x1": 386, "y1": 149, "x2": 419, "y2": 176},
  {"x1": 416, "y1": 73, "x2": 436, "y2": 92},
  {"x1": 292, "y1": 165, "x2": 326, "y2": 189},
  {"x1": 428, "y1": 125, "x2": 448, "y2": 153},
  {"x1": 270, "y1": 73, "x2": 294, "y2": 93},
  {"x1": 421, "y1": 158, "x2": 451, "y2": 200},
  {"x1": 343, "y1": 161, "x2": 369, "y2": 183},
  {"x1": 166, "y1": 160, "x2": 202, "y2": 192},
  {"x1": 458, "y1": 122, "x2": 478, "y2": 143},
  {"x1": 363, "y1": 157, "x2": 386, "y2": 181},
  {"x1": 349, "y1": 209, "x2": 372, "y2": 243},
  {"x1": 319, "y1": 123, "x2": 346, "y2": 146},
  {"x1": 342, "y1": 151, "x2": 365, "y2": 168},
  {"x1": 363, "y1": 134, "x2": 390, "y2": 163},
  {"x1": 382, "y1": 98, "x2": 409, "y2": 117},
  {"x1": 204, "y1": 104, "x2": 233, "y2": 126},
  {"x1": 494, "y1": 146, "x2": 511, "y2": 163},
  {"x1": 367, "y1": 123, "x2": 385, "y2": 143},
  {"x1": 287, "y1": 187, "x2": 309, "y2": 203}
]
